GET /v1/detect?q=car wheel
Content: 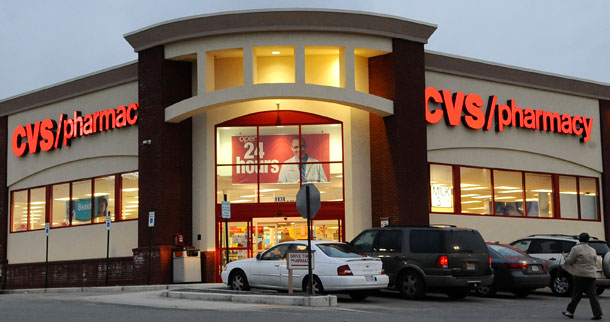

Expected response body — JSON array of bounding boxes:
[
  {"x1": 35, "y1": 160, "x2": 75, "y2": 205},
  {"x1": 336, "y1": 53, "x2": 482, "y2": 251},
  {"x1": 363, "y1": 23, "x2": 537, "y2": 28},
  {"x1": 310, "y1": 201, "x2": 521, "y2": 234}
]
[
  {"x1": 348, "y1": 291, "x2": 369, "y2": 301},
  {"x1": 303, "y1": 276, "x2": 325, "y2": 295},
  {"x1": 551, "y1": 272, "x2": 572, "y2": 297},
  {"x1": 229, "y1": 270, "x2": 250, "y2": 291},
  {"x1": 397, "y1": 270, "x2": 426, "y2": 300},
  {"x1": 475, "y1": 284, "x2": 497, "y2": 297},
  {"x1": 446, "y1": 287, "x2": 469, "y2": 299},
  {"x1": 513, "y1": 289, "x2": 532, "y2": 298},
  {"x1": 596, "y1": 287, "x2": 605, "y2": 296}
]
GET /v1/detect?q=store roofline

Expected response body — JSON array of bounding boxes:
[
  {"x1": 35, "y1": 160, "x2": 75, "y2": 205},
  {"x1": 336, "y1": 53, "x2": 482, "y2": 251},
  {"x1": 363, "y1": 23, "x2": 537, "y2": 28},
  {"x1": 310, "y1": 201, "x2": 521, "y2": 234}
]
[
  {"x1": 425, "y1": 51, "x2": 610, "y2": 100},
  {"x1": 0, "y1": 61, "x2": 137, "y2": 117},
  {"x1": 2, "y1": 49, "x2": 610, "y2": 117},
  {"x1": 123, "y1": 9, "x2": 438, "y2": 52}
]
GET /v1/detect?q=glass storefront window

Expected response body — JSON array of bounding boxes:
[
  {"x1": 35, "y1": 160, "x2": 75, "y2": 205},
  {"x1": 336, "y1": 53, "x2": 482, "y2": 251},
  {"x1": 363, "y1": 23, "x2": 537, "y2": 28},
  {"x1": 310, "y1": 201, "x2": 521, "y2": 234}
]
[
  {"x1": 301, "y1": 124, "x2": 342, "y2": 163},
  {"x1": 29, "y1": 187, "x2": 46, "y2": 230},
  {"x1": 71, "y1": 179, "x2": 92, "y2": 226},
  {"x1": 217, "y1": 165, "x2": 258, "y2": 203},
  {"x1": 525, "y1": 173, "x2": 553, "y2": 218},
  {"x1": 579, "y1": 177, "x2": 599, "y2": 220},
  {"x1": 216, "y1": 126, "x2": 258, "y2": 166},
  {"x1": 493, "y1": 170, "x2": 523, "y2": 216},
  {"x1": 559, "y1": 176, "x2": 578, "y2": 219},
  {"x1": 94, "y1": 176, "x2": 115, "y2": 223},
  {"x1": 11, "y1": 190, "x2": 28, "y2": 232},
  {"x1": 121, "y1": 172, "x2": 139, "y2": 220},
  {"x1": 430, "y1": 164, "x2": 454, "y2": 213},
  {"x1": 51, "y1": 183, "x2": 70, "y2": 228},
  {"x1": 460, "y1": 167, "x2": 492, "y2": 214},
  {"x1": 313, "y1": 220, "x2": 341, "y2": 241}
]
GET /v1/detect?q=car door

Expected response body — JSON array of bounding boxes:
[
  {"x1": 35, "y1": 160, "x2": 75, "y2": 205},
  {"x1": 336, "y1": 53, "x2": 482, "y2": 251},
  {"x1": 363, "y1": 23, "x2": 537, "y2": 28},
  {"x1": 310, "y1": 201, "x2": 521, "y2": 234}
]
[
  {"x1": 250, "y1": 244, "x2": 290, "y2": 288},
  {"x1": 373, "y1": 230, "x2": 404, "y2": 283}
]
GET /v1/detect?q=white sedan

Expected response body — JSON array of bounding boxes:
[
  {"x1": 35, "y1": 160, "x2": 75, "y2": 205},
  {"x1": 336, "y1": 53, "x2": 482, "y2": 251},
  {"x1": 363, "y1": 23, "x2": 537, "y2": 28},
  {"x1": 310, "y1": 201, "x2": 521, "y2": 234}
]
[{"x1": 221, "y1": 241, "x2": 389, "y2": 300}]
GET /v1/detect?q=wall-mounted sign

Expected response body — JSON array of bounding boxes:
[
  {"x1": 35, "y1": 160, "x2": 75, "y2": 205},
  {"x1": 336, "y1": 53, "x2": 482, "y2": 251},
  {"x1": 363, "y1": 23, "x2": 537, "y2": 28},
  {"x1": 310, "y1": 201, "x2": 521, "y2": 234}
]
[
  {"x1": 11, "y1": 102, "x2": 139, "y2": 157},
  {"x1": 425, "y1": 87, "x2": 593, "y2": 143}
]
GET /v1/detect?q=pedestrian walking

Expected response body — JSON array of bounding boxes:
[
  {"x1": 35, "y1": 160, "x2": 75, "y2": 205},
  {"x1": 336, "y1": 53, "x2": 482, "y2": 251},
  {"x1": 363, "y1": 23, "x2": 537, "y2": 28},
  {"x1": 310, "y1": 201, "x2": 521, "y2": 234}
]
[{"x1": 561, "y1": 232, "x2": 603, "y2": 320}]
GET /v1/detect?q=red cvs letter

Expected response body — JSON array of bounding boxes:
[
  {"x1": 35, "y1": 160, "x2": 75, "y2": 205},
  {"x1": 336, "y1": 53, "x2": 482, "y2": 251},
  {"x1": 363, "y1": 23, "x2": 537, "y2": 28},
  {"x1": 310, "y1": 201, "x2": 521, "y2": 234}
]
[{"x1": 441, "y1": 90, "x2": 465, "y2": 126}]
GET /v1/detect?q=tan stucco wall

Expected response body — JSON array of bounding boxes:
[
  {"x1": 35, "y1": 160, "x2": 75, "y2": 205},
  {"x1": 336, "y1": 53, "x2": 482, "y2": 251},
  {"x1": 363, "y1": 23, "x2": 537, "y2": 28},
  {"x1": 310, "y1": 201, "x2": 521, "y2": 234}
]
[
  {"x1": 6, "y1": 82, "x2": 138, "y2": 263},
  {"x1": 426, "y1": 71, "x2": 604, "y2": 241}
]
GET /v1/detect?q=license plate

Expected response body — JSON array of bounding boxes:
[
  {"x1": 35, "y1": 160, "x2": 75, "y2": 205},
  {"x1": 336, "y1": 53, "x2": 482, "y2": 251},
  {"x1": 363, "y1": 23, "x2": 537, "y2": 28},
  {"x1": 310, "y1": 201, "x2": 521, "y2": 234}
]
[
  {"x1": 466, "y1": 263, "x2": 475, "y2": 270},
  {"x1": 365, "y1": 275, "x2": 374, "y2": 283},
  {"x1": 531, "y1": 265, "x2": 539, "y2": 272}
]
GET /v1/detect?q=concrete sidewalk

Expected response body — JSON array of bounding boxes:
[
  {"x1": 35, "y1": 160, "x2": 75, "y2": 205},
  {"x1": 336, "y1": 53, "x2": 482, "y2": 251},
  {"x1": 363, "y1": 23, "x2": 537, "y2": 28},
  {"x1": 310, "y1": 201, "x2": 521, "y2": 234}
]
[{"x1": 0, "y1": 283, "x2": 337, "y2": 307}]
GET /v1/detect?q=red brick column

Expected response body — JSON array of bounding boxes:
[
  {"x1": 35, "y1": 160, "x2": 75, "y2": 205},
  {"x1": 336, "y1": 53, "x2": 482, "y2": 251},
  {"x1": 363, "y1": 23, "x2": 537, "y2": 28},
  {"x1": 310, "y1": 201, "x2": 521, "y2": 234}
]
[
  {"x1": 136, "y1": 46, "x2": 193, "y2": 284},
  {"x1": 0, "y1": 116, "x2": 7, "y2": 288},
  {"x1": 368, "y1": 39, "x2": 429, "y2": 227},
  {"x1": 599, "y1": 99, "x2": 610, "y2": 243}
]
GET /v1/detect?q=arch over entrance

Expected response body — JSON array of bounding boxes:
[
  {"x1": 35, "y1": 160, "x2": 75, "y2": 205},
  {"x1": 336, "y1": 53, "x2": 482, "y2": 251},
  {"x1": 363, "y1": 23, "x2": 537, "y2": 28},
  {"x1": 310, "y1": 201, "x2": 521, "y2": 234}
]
[{"x1": 214, "y1": 110, "x2": 345, "y2": 277}]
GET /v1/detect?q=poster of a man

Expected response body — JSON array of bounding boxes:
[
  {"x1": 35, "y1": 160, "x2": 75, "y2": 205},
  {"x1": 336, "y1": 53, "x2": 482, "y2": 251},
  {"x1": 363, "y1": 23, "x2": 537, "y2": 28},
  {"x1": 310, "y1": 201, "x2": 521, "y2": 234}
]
[{"x1": 277, "y1": 136, "x2": 328, "y2": 183}]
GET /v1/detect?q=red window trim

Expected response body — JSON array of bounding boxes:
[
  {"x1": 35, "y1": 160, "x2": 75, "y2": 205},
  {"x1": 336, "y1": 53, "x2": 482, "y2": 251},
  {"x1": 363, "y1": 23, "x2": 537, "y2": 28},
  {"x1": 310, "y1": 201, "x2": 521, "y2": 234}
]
[
  {"x1": 9, "y1": 170, "x2": 139, "y2": 233},
  {"x1": 429, "y1": 162, "x2": 601, "y2": 222}
]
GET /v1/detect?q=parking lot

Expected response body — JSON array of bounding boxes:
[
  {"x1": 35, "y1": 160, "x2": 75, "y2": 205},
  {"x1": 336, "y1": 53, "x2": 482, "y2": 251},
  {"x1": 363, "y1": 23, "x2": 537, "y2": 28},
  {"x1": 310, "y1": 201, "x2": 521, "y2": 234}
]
[{"x1": 1, "y1": 287, "x2": 608, "y2": 322}]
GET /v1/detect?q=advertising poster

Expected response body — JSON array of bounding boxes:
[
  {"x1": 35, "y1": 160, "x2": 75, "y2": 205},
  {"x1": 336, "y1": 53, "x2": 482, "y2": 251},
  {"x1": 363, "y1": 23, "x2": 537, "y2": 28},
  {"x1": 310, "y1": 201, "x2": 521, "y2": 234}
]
[
  {"x1": 232, "y1": 134, "x2": 330, "y2": 183},
  {"x1": 69, "y1": 195, "x2": 109, "y2": 222}
]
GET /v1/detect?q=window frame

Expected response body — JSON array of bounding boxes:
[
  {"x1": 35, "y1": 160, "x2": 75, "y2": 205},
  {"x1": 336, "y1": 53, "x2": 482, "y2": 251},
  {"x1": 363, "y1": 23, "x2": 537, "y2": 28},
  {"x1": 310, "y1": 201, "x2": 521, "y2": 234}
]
[
  {"x1": 9, "y1": 170, "x2": 138, "y2": 233},
  {"x1": 429, "y1": 162, "x2": 600, "y2": 221}
]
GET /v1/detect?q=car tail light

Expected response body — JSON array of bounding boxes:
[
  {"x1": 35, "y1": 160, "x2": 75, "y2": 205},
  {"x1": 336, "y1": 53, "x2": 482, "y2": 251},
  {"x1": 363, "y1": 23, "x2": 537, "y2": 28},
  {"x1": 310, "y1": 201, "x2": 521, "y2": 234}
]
[
  {"x1": 489, "y1": 256, "x2": 492, "y2": 266},
  {"x1": 542, "y1": 263, "x2": 549, "y2": 270},
  {"x1": 504, "y1": 262, "x2": 528, "y2": 270},
  {"x1": 337, "y1": 265, "x2": 353, "y2": 276},
  {"x1": 381, "y1": 267, "x2": 385, "y2": 275},
  {"x1": 436, "y1": 255, "x2": 449, "y2": 268}
]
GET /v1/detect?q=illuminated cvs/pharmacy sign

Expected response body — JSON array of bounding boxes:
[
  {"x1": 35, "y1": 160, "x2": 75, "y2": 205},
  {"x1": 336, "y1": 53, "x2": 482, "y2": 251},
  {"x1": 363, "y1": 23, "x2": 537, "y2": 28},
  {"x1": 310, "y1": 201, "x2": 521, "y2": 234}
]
[
  {"x1": 11, "y1": 102, "x2": 138, "y2": 157},
  {"x1": 425, "y1": 88, "x2": 593, "y2": 143}
]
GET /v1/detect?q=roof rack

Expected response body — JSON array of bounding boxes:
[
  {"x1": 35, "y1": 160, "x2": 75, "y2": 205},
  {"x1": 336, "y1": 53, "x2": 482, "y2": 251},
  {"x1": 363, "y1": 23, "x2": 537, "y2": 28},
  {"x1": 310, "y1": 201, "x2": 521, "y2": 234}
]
[{"x1": 527, "y1": 234, "x2": 599, "y2": 240}]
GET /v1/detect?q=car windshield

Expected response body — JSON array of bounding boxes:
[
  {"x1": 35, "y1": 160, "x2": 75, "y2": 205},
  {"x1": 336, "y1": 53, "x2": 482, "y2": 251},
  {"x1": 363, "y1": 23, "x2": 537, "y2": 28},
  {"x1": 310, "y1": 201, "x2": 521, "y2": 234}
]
[
  {"x1": 589, "y1": 241, "x2": 610, "y2": 255},
  {"x1": 488, "y1": 244, "x2": 526, "y2": 257},
  {"x1": 317, "y1": 243, "x2": 365, "y2": 258}
]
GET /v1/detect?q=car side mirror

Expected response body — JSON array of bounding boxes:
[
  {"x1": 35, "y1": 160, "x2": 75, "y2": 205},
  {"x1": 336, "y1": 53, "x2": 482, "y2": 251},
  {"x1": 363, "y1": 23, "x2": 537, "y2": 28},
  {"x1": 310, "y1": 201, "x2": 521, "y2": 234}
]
[{"x1": 256, "y1": 254, "x2": 261, "y2": 260}]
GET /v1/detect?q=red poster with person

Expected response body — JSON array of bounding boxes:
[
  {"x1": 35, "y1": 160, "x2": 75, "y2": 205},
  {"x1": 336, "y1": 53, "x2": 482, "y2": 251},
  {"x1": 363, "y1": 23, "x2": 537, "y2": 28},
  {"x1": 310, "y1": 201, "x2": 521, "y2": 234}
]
[{"x1": 232, "y1": 134, "x2": 330, "y2": 183}]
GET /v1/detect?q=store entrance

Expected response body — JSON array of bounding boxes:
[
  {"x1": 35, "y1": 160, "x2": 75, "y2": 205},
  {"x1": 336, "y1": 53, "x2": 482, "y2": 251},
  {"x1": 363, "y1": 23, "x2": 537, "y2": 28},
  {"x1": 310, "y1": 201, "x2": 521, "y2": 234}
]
[{"x1": 217, "y1": 216, "x2": 343, "y2": 277}]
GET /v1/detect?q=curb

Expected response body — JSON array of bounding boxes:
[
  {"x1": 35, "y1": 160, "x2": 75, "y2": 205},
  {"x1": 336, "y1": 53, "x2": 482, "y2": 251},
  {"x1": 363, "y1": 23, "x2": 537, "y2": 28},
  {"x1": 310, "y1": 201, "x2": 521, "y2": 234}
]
[
  {"x1": 163, "y1": 290, "x2": 338, "y2": 307},
  {"x1": 0, "y1": 283, "x2": 225, "y2": 295}
]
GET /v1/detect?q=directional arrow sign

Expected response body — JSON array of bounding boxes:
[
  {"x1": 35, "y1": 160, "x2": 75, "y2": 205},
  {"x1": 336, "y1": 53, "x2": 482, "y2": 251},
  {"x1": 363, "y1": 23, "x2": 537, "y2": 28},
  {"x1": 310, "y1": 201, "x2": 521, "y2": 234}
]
[{"x1": 296, "y1": 184, "x2": 321, "y2": 219}]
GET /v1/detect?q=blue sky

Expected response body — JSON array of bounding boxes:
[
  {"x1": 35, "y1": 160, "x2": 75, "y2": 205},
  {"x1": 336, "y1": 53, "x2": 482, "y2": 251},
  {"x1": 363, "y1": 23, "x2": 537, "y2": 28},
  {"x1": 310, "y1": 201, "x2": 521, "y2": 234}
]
[{"x1": 1, "y1": 0, "x2": 608, "y2": 100}]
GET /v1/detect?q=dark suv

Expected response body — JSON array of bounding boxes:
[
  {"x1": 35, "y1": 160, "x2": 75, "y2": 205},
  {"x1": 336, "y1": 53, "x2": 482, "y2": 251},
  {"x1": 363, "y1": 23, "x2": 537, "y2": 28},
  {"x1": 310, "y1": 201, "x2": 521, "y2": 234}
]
[{"x1": 350, "y1": 226, "x2": 493, "y2": 299}]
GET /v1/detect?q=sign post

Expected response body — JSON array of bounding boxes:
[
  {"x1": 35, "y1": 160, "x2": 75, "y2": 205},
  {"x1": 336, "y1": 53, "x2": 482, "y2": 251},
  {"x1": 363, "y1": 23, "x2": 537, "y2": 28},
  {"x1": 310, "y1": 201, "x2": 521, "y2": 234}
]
[
  {"x1": 45, "y1": 223, "x2": 49, "y2": 289},
  {"x1": 222, "y1": 195, "x2": 231, "y2": 269},
  {"x1": 105, "y1": 213, "x2": 111, "y2": 286},
  {"x1": 286, "y1": 250, "x2": 315, "y2": 295},
  {"x1": 147, "y1": 211, "x2": 155, "y2": 285},
  {"x1": 296, "y1": 184, "x2": 321, "y2": 295}
]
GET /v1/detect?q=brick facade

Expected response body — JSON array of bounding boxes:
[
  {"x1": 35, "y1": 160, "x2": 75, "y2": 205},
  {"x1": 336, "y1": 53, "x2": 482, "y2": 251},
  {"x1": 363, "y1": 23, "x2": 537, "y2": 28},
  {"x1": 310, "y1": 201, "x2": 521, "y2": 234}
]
[
  {"x1": 368, "y1": 39, "x2": 429, "y2": 227},
  {"x1": 0, "y1": 116, "x2": 7, "y2": 289},
  {"x1": 4, "y1": 257, "x2": 134, "y2": 289},
  {"x1": 137, "y1": 46, "x2": 193, "y2": 284},
  {"x1": 599, "y1": 99, "x2": 610, "y2": 243}
]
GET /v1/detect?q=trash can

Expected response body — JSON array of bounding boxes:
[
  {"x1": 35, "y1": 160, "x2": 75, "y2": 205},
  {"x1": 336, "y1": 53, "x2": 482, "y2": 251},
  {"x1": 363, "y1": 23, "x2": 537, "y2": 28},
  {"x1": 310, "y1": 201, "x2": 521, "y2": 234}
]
[{"x1": 173, "y1": 248, "x2": 202, "y2": 283}]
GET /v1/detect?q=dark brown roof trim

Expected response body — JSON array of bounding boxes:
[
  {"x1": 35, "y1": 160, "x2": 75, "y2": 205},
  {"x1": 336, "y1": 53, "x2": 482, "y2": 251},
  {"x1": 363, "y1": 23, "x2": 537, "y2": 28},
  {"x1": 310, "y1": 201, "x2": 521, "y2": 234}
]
[
  {"x1": 0, "y1": 62, "x2": 138, "y2": 117},
  {"x1": 124, "y1": 9, "x2": 437, "y2": 52},
  {"x1": 425, "y1": 51, "x2": 610, "y2": 100}
]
